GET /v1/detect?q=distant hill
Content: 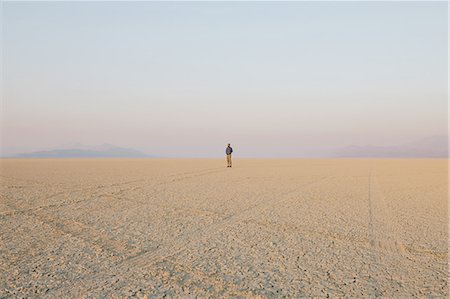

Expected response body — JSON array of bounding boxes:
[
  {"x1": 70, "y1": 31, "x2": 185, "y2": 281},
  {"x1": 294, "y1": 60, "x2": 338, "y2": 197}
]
[
  {"x1": 15, "y1": 145, "x2": 152, "y2": 158},
  {"x1": 334, "y1": 135, "x2": 448, "y2": 158}
]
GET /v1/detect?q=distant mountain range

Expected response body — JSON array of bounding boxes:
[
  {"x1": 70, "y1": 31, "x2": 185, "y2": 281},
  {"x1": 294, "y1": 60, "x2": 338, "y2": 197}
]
[
  {"x1": 14, "y1": 144, "x2": 152, "y2": 158},
  {"x1": 334, "y1": 135, "x2": 448, "y2": 158},
  {"x1": 8, "y1": 136, "x2": 449, "y2": 158}
]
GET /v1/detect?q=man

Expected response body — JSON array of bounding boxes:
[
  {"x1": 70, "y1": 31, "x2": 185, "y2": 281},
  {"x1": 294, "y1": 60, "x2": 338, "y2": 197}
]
[{"x1": 226, "y1": 143, "x2": 233, "y2": 167}]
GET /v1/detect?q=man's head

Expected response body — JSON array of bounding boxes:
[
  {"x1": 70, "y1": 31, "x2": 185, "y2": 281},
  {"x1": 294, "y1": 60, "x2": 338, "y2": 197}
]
[{"x1": 227, "y1": 143, "x2": 231, "y2": 147}]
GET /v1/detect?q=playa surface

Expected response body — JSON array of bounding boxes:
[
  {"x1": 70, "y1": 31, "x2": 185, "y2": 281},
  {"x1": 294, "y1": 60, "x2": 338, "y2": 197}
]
[{"x1": 0, "y1": 158, "x2": 447, "y2": 297}]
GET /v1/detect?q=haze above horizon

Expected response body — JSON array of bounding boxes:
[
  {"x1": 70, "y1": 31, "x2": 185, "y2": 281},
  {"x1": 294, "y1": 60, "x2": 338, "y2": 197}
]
[{"x1": 2, "y1": 1, "x2": 448, "y2": 157}]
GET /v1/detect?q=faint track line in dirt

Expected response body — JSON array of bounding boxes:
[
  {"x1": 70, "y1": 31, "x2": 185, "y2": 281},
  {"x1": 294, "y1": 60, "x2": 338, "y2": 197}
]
[
  {"x1": 0, "y1": 167, "x2": 224, "y2": 195},
  {"x1": 166, "y1": 167, "x2": 226, "y2": 179},
  {"x1": 240, "y1": 169, "x2": 447, "y2": 261},
  {"x1": 0, "y1": 190, "x2": 67, "y2": 214},
  {"x1": 1, "y1": 169, "x2": 227, "y2": 277},
  {"x1": 92, "y1": 168, "x2": 229, "y2": 208},
  {"x1": 55, "y1": 174, "x2": 337, "y2": 296},
  {"x1": 1, "y1": 167, "x2": 229, "y2": 263},
  {"x1": 127, "y1": 175, "x2": 335, "y2": 269},
  {"x1": 369, "y1": 176, "x2": 412, "y2": 258},
  {"x1": 0, "y1": 175, "x2": 52, "y2": 186},
  {"x1": 79, "y1": 167, "x2": 227, "y2": 196},
  {"x1": 365, "y1": 171, "x2": 416, "y2": 296},
  {"x1": 150, "y1": 203, "x2": 225, "y2": 218},
  {"x1": 370, "y1": 176, "x2": 448, "y2": 265},
  {"x1": 210, "y1": 174, "x2": 328, "y2": 213},
  {"x1": 1, "y1": 167, "x2": 229, "y2": 287},
  {"x1": 163, "y1": 168, "x2": 228, "y2": 183},
  {"x1": 0, "y1": 168, "x2": 226, "y2": 218},
  {"x1": 1, "y1": 168, "x2": 230, "y2": 275},
  {"x1": 366, "y1": 171, "x2": 382, "y2": 297},
  {"x1": 2, "y1": 200, "x2": 140, "y2": 262},
  {"x1": 239, "y1": 218, "x2": 447, "y2": 260},
  {"x1": 0, "y1": 180, "x2": 144, "y2": 217}
]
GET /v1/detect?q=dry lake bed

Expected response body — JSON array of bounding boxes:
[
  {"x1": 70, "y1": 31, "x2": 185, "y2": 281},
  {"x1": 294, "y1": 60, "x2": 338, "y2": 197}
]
[{"x1": 0, "y1": 158, "x2": 447, "y2": 298}]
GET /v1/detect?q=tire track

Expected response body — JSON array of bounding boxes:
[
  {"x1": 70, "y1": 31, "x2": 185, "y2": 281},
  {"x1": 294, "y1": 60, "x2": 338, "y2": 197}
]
[
  {"x1": 366, "y1": 171, "x2": 383, "y2": 297},
  {"x1": 127, "y1": 175, "x2": 334, "y2": 269},
  {"x1": 370, "y1": 175, "x2": 449, "y2": 278},
  {"x1": 0, "y1": 174, "x2": 52, "y2": 186},
  {"x1": 0, "y1": 168, "x2": 226, "y2": 218},
  {"x1": 1, "y1": 167, "x2": 231, "y2": 290},
  {"x1": 0, "y1": 180, "x2": 144, "y2": 217},
  {"x1": 0, "y1": 167, "x2": 229, "y2": 283},
  {"x1": 369, "y1": 175, "x2": 412, "y2": 259},
  {"x1": 0, "y1": 203, "x2": 140, "y2": 274},
  {"x1": 365, "y1": 170, "x2": 426, "y2": 297},
  {"x1": 239, "y1": 218, "x2": 446, "y2": 260},
  {"x1": 45, "y1": 174, "x2": 335, "y2": 297}
]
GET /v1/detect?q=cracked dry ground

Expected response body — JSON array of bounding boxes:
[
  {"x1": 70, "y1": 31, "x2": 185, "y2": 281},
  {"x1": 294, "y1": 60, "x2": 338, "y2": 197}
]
[{"x1": 0, "y1": 158, "x2": 447, "y2": 298}]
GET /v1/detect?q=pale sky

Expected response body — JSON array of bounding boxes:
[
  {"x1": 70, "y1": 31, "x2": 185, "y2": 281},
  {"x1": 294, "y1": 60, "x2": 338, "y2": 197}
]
[{"x1": 1, "y1": 1, "x2": 448, "y2": 157}]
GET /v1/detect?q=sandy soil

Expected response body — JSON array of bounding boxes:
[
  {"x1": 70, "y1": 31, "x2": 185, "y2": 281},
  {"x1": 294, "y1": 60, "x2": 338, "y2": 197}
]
[{"x1": 0, "y1": 158, "x2": 447, "y2": 298}]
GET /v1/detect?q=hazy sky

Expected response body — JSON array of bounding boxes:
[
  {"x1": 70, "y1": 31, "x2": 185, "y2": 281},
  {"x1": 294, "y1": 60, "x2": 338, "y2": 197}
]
[{"x1": 2, "y1": 1, "x2": 448, "y2": 157}]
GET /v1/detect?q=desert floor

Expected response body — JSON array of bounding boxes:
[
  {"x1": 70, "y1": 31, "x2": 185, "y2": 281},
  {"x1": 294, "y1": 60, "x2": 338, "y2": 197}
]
[{"x1": 0, "y1": 158, "x2": 448, "y2": 298}]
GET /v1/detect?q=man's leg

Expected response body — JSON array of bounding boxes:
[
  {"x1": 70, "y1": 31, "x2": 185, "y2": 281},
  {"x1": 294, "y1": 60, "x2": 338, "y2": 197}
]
[{"x1": 227, "y1": 154, "x2": 231, "y2": 167}]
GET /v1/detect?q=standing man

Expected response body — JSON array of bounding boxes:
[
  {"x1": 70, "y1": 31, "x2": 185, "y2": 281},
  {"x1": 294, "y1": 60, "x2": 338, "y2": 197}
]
[{"x1": 226, "y1": 143, "x2": 233, "y2": 168}]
